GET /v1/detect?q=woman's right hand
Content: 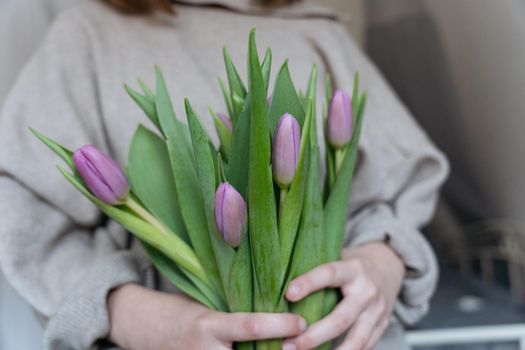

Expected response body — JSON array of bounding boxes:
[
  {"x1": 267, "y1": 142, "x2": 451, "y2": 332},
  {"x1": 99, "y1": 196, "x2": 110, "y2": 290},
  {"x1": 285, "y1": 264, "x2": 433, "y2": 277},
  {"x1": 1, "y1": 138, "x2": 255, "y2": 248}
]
[{"x1": 108, "y1": 283, "x2": 307, "y2": 349}]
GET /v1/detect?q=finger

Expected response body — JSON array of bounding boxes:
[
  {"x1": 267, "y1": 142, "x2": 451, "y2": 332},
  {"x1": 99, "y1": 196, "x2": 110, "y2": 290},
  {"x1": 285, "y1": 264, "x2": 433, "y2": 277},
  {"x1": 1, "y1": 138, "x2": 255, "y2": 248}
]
[
  {"x1": 337, "y1": 303, "x2": 385, "y2": 350},
  {"x1": 208, "y1": 312, "x2": 307, "y2": 342},
  {"x1": 363, "y1": 317, "x2": 389, "y2": 350},
  {"x1": 285, "y1": 280, "x2": 374, "y2": 350},
  {"x1": 286, "y1": 261, "x2": 355, "y2": 302}
]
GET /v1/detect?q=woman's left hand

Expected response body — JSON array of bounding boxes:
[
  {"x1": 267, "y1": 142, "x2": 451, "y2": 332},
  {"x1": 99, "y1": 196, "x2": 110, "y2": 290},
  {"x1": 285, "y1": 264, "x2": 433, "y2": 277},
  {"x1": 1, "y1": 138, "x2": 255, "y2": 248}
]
[{"x1": 283, "y1": 242, "x2": 405, "y2": 350}]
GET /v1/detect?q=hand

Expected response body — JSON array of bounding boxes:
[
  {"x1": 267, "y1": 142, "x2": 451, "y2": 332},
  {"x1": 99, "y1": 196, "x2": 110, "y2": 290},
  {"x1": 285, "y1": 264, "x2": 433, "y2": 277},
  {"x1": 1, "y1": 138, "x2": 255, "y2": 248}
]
[
  {"x1": 108, "y1": 284, "x2": 307, "y2": 350},
  {"x1": 284, "y1": 242, "x2": 405, "y2": 350}
]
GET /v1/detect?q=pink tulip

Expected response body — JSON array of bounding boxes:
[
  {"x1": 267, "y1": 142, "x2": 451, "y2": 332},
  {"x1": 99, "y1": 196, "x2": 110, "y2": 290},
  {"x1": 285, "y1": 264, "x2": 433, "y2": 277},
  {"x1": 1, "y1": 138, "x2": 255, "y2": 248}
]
[
  {"x1": 214, "y1": 183, "x2": 246, "y2": 247},
  {"x1": 272, "y1": 113, "x2": 300, "y2": 188},
  {"x1": 327, "y1": 90, "x2": 353, "y2": 148},
  {"x1": 73, "y1": 145, "x2": 129, "y2": 205}
]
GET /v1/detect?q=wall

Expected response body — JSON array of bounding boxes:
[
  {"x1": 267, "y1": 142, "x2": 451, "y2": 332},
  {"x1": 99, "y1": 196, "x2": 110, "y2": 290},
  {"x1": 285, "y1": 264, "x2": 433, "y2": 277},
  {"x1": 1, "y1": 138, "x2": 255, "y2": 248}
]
[{"x1": 424, "y1": 0, "x2": 525, "y2": 220}]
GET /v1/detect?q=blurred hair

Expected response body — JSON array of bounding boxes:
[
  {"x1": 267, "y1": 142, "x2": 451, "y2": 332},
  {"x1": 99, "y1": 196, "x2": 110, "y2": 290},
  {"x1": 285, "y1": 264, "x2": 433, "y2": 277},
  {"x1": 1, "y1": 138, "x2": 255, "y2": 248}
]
[
  {"x1": 101, "y1": 0, "x2": 175, "y2": 14},
  {"x1": 101, "y1": 0, "x2": 296, "y2": 15}
]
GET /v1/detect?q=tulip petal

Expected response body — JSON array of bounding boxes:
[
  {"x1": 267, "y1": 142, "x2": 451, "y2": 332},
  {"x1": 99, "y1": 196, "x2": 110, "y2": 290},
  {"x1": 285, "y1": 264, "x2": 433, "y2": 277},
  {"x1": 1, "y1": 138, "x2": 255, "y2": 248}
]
[
  {"x1": 327, "y1": 90, "x2": 353, "y2": 148},
  {"x1": 272, "y1": 114, "x2": 300, "y2": 188},
  {"x1": 73, "y1": 145, "x2": 128, "y2": 205}
]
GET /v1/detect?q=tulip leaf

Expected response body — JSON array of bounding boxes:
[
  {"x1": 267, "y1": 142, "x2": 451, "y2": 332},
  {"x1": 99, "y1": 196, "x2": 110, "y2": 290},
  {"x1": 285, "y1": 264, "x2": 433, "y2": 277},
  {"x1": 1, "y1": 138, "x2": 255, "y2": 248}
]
[
  {"x1": 324, "y1": 142, "x2": 336, "y2": 200},
  {"x1": 138, "y1": 78, "x2": 155, "y2": 99},
  {"x1": 278, "y1": 96, "x2": 314, "y2": 272},
  {"x1": 325, "y1": 73, "x2": 334, "y2": 103},
  {"x1": 218, "y1": 78, "x2": 234, "y2": 123},
  {"x1": 227, "y1": 95, "x2": 251, "y2": 198},
  {"x1": 33, "y1": 129, "x2": 225, "y2": 310},
  {"x1": 279, "y1": 67, "x2": 317, "y2": 273},
  {"x1": 124, "y1": 85, "x2": 161, "y2": 132},
  {"x1": 60, "y1": 166, "x2": 227, "y2": 310},
  {"x1": 352, "y1": 72, "x2": 360, "y2": 113},
  {"x1": 153, "y1": 66, "x2": 194, "y2": 150},
  {"x1": 323, "y1": 72, "x2": 336, "y2": 198},
  {"x1": 290, "y1": 88, "x2": 325, "y2": 326},
  {"x1": 164, "y1": 136, "x2": 223, "y2": 295},
  {"x1": 322, "y1": 87, "x2": 367, "y2": 316},
  {"x1": 269, "y1": 61, "x2": 305, "y2": 137},
  {"x1": 141, "y1": 243, "x2": 219, "y2": 310},
  {"x1": 223, "y1": 47, "x2": 247, "y2": 122},
  {"x1": 128, "y1": 125, "x2": 190, "y2": 244},
  {"x1": 29, "y1": 128, "x2": 74, "y2": 169},
  {"x1": 261, "y1": 48, "x2": 272, "y2": 92},
  {"x1": 185, "y1": 99, "x2": 236, "y2": 301},
  {"x1": 210, "y1": 108, "x2": 233, "y2": 161},
  {"x1": 227, "y1": 50, "x2": 271, "y2": 198},
  {"x1": 56, "y1": 166, "x2": 212, "y2": 288},
  {"x1": 228, "y1": 233, "x2": 253, "y2": 312},
  {"x1": 247, "y1": 29, "x2": 282, "y2": 312},
  {"x1": 324, "y1": 86, "x2": 366, "y2": 262},
  {"x1": 154, "y1": 67, "x2": 223, "y2": 295}
]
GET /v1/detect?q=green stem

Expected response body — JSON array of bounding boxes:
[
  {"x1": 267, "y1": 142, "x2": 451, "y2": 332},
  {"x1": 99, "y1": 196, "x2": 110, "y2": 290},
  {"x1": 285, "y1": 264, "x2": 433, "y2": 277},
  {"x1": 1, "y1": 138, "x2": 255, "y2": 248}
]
[
  {"x1": 334, "y1": 149, "x2": 344, "y2": 176},
  {"x1": 279, "y1": 187, "x2": 288, "y2": 220},
  {"x1": 125, "y1": 198, "x2": 211, "y2": 287},
  {"x1": 126, "y1": 198, "x2": 170, "y2": 236}
]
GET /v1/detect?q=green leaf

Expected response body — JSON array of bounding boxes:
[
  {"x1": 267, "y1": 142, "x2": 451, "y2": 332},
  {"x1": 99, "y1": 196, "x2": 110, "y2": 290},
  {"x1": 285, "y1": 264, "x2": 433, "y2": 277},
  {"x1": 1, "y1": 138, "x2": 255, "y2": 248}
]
[
  {"x1": 142, "y1": 243, "x2": 218, "y2": 309},
  {"x1": 124, "y1": 85, "x2": 161, "y2": 132},
  {"x1": 210, "y1": 108, "x2": 233, "y2": 161},
  {"x1": 322, "y1": 87, "x2": 367, "y2": 315},
  {"x1": 217, "y1": 152, "x2": 227, "y2": 183},
  {"x1": 324, "y1": 88, "x2": 365, "y2": 263},
  {"x1": 223, "y1": 47, "x2": 247, "y2": 121},
  {"x1": 127, "y1": 125, "x2": 190, "y2": 244},
  {"x1": 268, "y1": 61, "x2": 305, "y2": 136},
  {"x1": 138, "y1": 78, "x2": 155, "y2": 99},
  {"x1": 30, "y1": 128, "x2": 74, "y2": 169},
  {"x1": 228, "y1": 233, "x2": 253, "y2": 312},
  {"x1": 59, "y1": 166, "x2": 228, "y2": 310},
  {"x1": 224, "y1": 48, "x2": 247, "y2": 98},
  {"x1": 323, "y1": 142, "x2": 336, "y2": 201},
  {"x1": 165, "y1": 133, "x2": 223, "y2": 293},
  {"x1": 35, "y1": 127, "x2": 225, "y2": 310},
  {"x1": 352, "y1": 72, "x2": 360, "y2": 113},
  {"x1": 261, "y1": 48, "x2": 272, "y2": 92},
  {"x1": 247, "y1": 29, "x2": 281, "y2": 312},
  {"x1": 290, "y1": 79, "x2": 325, "y2": 325},
  {"x1": 57, "y1": 166, "x2": 209, "y2": 287},
  {"x1": 153, "y1": 66, "x2": 194, "y2": 150},
  {"x1": 278, "y1": 97, "x2": 314, "y2": 272},
  {"x1": 154, "y1": 67, "x2": 223, "y2": 294},
  {"x1": 325, "y1": 73, "x2": 334, "y2": 103},
  {"x1": 185, "y1": 99, "x2": 235, "y2": 302},
  {"x1": 227, "y1": 49, "x2": 272, "y2": 198},
  {"x1": 227, "y1": 94, "x2": 251, "y2": 198},
  {"x1": 218, "y1": 78, "x2": 234, "y2": 122}
]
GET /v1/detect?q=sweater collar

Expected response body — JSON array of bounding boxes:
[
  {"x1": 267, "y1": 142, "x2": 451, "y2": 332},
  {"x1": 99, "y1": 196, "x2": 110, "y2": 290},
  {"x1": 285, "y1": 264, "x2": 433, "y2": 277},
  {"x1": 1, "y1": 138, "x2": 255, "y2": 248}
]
[{"x1": 172, "y1": 0, "x2": 338, "y2": 20}]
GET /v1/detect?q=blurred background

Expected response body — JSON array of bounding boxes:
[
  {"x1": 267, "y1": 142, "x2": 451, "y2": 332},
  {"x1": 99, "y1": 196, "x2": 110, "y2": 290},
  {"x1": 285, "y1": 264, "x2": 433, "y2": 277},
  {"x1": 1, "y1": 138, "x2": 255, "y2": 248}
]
[{"x1": 2, "y1": 0, "x2": 525, "y2": 349}]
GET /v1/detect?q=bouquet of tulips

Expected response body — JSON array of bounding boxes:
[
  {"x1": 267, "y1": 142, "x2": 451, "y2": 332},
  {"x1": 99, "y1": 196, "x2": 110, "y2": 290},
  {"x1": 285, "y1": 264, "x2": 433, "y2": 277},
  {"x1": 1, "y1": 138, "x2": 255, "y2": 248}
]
[{"x1": 32, "y1": 30, "x2": 366, "y2": 349}]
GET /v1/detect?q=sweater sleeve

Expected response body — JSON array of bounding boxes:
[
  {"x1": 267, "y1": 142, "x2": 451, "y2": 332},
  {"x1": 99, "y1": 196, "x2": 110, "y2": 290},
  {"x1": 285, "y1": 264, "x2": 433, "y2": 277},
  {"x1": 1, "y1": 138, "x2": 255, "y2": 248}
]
[
  {"x1": 0, "y1": 10, "x2": 151, "y2": 349},
  {"x1": 312, "y1": 22, "x2": 449, "y2": 325}
]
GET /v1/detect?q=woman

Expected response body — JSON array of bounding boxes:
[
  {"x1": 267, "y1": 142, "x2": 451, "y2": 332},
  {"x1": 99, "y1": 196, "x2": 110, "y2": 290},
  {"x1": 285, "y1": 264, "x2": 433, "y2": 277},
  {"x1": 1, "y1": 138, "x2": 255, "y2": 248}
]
[{"x1": 0, "y1": 0, "x2": 448, "y2": 349}]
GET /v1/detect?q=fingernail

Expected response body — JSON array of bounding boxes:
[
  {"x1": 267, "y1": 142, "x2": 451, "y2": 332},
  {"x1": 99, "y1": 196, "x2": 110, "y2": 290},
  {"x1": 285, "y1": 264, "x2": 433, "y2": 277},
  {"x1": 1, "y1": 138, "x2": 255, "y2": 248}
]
[
  {"x1": 287, "y1": 283, "x2": 300, "y2": 298},
  {"x1": 298, "y1": 317, "x2": 308, "y2": 332},
  {"x1": 283, "y1": 342, "x2": 296, "y2": 350}
]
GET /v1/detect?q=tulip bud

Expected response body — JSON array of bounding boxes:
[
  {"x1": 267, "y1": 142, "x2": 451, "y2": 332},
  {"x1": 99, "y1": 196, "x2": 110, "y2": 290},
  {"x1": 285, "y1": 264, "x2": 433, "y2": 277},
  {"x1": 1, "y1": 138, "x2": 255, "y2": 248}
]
[
  {"x1": 272, "y1": 113, "x2": 300, "y2": 188},
  {"x1": 214, "y1": 183, "x2": 246, "y2": 247},
  {"x1": 217, "y1": 112, "x2": 233, "y2": 132},
  {"x1": 327, "y1": 90, "x2": 353, "y2": 149},
  {"x1": 73, "y1": 145, "x2": 129, "y2": 205}
]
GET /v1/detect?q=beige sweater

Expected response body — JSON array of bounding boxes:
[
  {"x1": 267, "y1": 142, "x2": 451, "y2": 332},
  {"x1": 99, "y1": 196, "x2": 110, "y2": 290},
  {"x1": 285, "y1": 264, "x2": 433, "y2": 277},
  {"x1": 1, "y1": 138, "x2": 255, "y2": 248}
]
[{"x1": 0, "y1": 1, "x2": 448, "y2": 349}]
